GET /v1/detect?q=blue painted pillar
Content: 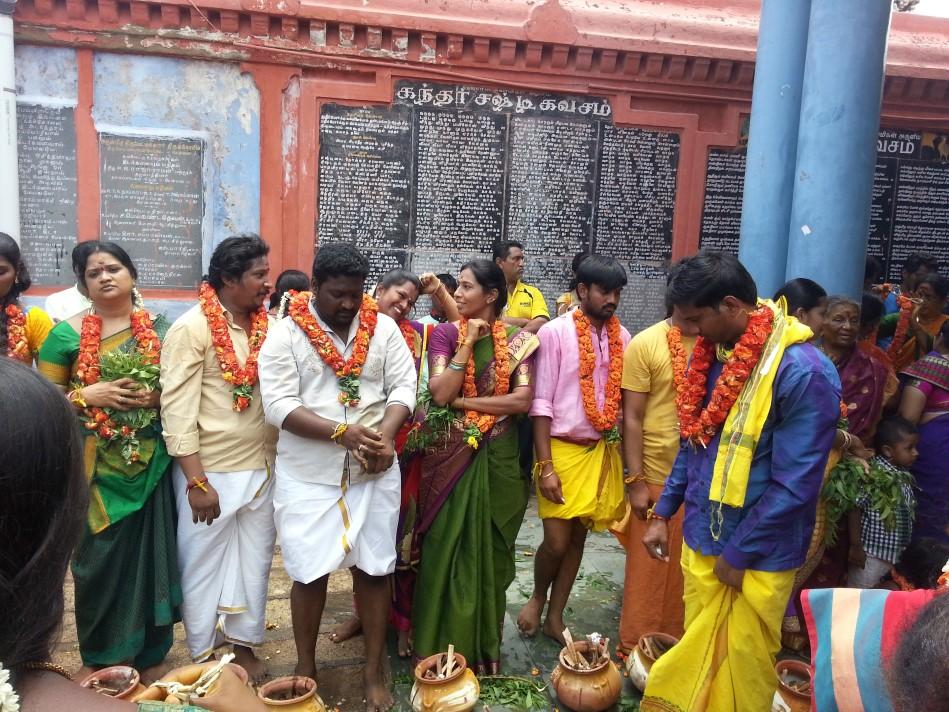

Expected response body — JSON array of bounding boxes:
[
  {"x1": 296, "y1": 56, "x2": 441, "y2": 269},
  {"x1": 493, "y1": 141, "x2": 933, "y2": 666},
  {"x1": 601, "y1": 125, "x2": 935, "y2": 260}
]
[
  {"x1": 737, "y1": 0, "x2": 811, "y2": 298},
  {"x1": 785, "y1": 0, "x2": 892, "y2": 298}
]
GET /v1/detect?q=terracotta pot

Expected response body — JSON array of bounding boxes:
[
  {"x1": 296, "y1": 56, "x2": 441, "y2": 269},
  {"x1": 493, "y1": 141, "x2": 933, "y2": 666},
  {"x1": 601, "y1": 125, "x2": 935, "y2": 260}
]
[
  {"x1": 773, "y1": 660, "x2": 811, "y2": 712},
  {"x1": 550, "y1": 640, "x2": 622, "y2": 712},
  {"x1": 258, "y1": 676, "x2": 326, "y2": 712},
  {"x1": 411, "y1": 652, "x2": 479, "y2": 712},
  {"x1": 627, "y1": 632, "x2": 679, "y2": 692},
  {"x1": 79, "y1": 665, "x2": 144, "y2": 699}
]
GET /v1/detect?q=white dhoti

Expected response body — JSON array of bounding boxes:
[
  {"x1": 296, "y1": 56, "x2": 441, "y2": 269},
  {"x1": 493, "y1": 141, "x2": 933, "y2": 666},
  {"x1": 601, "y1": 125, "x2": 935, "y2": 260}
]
[
  {"x1": 274, "y1": 460, "x2": 400, "y2": 584},
  {"x1": 174, "y1": 465, "x2": 276, "y2": 661}
]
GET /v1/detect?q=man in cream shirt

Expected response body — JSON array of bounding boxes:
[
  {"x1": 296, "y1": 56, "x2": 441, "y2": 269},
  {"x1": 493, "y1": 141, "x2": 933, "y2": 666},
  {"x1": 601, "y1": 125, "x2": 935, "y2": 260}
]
[{"x1": 259, "y1": 243, "x2": 415, "y2": 712}]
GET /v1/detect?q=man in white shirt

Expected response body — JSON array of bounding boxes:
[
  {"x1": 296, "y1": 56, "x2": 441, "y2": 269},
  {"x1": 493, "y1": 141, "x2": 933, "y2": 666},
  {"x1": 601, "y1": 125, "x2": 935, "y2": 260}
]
[
  {"x1": 44, "y1": 242, "x2": 95, "y2": 321},
  {"x1": 259, "y1": 243, "x2": 416, "y2": 712}
]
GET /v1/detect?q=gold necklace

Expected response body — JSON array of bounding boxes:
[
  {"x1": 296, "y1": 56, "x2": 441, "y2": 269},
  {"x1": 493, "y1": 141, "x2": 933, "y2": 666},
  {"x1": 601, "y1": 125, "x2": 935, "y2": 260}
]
[{"x1": 22, "y1": 661, "x2": 74, "y2": 680}]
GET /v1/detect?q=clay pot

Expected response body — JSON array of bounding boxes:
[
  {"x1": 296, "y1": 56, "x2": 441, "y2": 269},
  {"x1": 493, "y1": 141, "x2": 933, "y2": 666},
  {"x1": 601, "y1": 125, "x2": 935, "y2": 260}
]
[
  {"x1": 627, "y1": 632, "x2": 679, "y2": 693},
  {"x1": 550, "y1": 640, "x2": 622, "y2": 712},
  {"x1": 258, "y1": 676, "x2": 326, "y2": 712},
  {"x1": 773, "y1": 660, "x2": 811, "y2": 712},
  {"x1": 411, "y1": 652, "x2": 480, "y2": 712},
  {"x1": 79, "y1": 665, "x2": 145, "y2": 699}
]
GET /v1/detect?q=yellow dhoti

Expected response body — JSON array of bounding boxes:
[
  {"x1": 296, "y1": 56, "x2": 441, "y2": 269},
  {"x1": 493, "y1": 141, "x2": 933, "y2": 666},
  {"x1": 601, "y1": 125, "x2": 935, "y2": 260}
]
[
  {"x1": 537, "y1": 438, "x2": 625, "y2": 532},
  {"x1": 641, "y1": 545, "x2": 796, "y2": 712}
]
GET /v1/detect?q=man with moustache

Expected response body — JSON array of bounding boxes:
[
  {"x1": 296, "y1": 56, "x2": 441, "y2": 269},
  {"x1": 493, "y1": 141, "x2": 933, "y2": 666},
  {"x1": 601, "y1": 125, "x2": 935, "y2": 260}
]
[
  {"x1": 516, "y1": 256, "x2": 631, "y2": 643},
  {"x1": 160, "y1": 234, "x2": 277, "y2": 681},
  {"x1": 258, "y1": 243, "x2": 416, "y2": 712}
]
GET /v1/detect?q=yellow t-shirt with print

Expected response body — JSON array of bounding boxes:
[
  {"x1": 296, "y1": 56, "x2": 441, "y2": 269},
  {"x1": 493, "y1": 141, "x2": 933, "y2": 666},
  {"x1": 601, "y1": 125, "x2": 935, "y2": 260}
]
[{"x1": 504, "y1": 281, "x2": 550, "y2": 321}]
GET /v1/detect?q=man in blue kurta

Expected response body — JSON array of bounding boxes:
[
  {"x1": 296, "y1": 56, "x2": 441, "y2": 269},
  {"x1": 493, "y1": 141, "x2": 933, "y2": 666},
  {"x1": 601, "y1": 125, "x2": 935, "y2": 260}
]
[{"x1": 641, "y1": 252, "x2": 841, "y2": 712}]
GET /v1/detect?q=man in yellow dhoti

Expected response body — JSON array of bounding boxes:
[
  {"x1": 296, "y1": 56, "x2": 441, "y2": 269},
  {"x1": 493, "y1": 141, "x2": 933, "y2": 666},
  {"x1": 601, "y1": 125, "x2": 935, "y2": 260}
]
[
  {"x1": 515, "y1": 256, "x2": 631, "y2": 643},
  {"x1": 641, "y1": 252, "x2": 840, "y2": 712}
]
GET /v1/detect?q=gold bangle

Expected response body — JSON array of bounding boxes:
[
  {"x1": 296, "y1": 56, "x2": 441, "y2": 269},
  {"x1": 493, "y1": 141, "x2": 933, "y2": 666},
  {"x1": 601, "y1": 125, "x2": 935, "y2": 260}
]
[
  {"x1": 624, "y1": 473, "x2": 646, "y2": 485},
  {"x1": 532, "y1": 459, "x2": 554, "y2": 481},
  {"x1": 67, "y1": 388, "x2": 88, "y2": 409},
  {"x1": 646, "y1": 506, "x2": 668, "y2": 522},
  {"x1": 330, "y1": 422, "x2": 348, "y2": 444}
]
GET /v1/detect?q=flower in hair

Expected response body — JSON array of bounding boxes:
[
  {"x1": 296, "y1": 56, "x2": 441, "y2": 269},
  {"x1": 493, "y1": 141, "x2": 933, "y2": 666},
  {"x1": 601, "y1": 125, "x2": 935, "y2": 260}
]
[{"x1": 0, "y1": 664, "x2": 20, "y2": 712}]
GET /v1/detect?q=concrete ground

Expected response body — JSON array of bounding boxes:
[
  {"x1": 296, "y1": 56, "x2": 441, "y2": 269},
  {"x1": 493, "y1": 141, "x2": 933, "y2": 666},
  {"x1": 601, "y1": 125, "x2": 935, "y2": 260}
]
[{"x1": 55, "y1": 496, "x2": 642, "y2": 711}]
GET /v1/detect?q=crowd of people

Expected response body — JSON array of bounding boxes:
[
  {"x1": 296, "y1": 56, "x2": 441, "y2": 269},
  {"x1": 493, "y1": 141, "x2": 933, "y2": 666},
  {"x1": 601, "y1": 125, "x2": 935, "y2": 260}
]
[{"x1": 0, "y1": 230, "x2": 947, "y2": 712}]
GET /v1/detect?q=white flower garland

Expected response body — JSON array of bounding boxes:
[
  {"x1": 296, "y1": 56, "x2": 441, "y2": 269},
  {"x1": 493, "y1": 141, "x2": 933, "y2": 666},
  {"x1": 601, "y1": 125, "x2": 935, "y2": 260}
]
[{"x1": 0, "y1": 664, "x2": 20, "y2": 712}]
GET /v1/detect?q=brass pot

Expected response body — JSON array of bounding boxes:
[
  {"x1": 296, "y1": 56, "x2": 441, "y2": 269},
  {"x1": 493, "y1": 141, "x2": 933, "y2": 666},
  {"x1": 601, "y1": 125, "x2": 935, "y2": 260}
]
[
  {"x1": 411, "y1": 652, "x2": 479, "y2": 712},
  {"x1": 80, "y1": 665, "x2": 145, "y2": 699},
  {"x1": 258, "y1": 676, "x2": 326, "y2": 712},
  {"x1": 773, "y1": 660, "x2": 811, "y2": 712},
  {"x1": 627, "y1": 632, "x2": 679, "y2": 692},
  {"x1": 550, "y1": 641, "x2": 622, "y2": 712}
]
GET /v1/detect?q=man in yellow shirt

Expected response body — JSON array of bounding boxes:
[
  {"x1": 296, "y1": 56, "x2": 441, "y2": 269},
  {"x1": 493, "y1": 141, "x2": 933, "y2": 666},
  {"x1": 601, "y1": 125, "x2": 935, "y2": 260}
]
[{"x1": 494, "y1": 240, "x2": 550, "y2": 334}]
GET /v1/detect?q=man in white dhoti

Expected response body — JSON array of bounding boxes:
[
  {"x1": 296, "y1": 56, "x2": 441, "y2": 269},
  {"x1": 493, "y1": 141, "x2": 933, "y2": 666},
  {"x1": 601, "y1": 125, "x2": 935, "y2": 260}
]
[
  {"x1": 160, "y1": 235, "x2": 277, "y2": 682},
  {"x1": 259, "y1": 243, "x2": 415, "y2": 712}
]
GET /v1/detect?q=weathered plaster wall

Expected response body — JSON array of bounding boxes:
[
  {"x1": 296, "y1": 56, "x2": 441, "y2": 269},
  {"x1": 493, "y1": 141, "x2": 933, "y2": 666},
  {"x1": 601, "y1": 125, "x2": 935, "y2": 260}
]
[
  {"x1": 92, "y1": 54, "x2": 261, "y2": 250},
  {"x1": 14, "y1": 45, "x2": 77, "y2": 100}
]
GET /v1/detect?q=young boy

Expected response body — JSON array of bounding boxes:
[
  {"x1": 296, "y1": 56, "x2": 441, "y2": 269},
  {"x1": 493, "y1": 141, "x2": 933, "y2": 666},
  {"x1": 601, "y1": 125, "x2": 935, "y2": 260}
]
[{"x1": 847, "y1": 416, "x2": 919, "y2": 589}]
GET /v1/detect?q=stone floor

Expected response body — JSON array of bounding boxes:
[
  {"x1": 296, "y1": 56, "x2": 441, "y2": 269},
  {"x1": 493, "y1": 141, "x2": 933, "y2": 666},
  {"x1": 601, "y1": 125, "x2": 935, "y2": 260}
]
[{"x1": 55, "y1": 496, "x2": 642, "y2": 711}]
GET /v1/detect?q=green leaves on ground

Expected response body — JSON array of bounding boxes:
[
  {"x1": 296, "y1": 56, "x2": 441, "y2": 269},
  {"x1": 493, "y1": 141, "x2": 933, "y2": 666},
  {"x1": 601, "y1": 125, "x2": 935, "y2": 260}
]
[{"x1": 479, "y1": 675, "x2": 549, "y2": 710}]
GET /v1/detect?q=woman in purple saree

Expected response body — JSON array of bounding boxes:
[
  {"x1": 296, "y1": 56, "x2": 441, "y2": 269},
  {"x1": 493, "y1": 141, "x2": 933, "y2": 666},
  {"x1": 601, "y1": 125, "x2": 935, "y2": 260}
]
[
  {"x1": 411, "y1": 260, "x2": 539, "y2": 674},
  {"x1": 899, "y1": 320, "x2": 949, "y2": 545}
]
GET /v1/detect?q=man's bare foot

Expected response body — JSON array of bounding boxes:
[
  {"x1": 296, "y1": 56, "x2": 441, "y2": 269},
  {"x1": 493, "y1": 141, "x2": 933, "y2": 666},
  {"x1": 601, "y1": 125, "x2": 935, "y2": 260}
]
[
  {"x1": 397, "y1": 630, "x2": 412, "y2": 658},
  {"x1": 232, "y1": 645, "x2": 267, "y2": 685},
  {"x1": 516, "y1": 596, "x2": 546, "y2": 637},
  {"x1": 139, "y1": 662, "x2": 169, "y2": 685},
  {"x1": 364, "y1": 669, "x2": 394, "y2": 712},
  {"x1": 543, "y1": 616, "x2": 567, "y2": 646},
  {"x1": 329, "y1": 614, "x2": 363, "y2": 644},
  {"x1": 293, "y1": 657, "x2": 318, "y2": 682}
]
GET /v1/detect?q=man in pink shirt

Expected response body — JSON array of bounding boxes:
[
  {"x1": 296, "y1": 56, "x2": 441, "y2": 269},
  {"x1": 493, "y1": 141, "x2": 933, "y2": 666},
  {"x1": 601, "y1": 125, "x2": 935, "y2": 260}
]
[{"x1": 516, "y1": 255, "x2": 631, "y2": 644}]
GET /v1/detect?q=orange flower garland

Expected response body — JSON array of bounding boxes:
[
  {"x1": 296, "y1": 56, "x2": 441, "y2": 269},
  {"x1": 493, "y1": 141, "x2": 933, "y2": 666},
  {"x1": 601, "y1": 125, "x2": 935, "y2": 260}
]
[
  {"x1": 76, "y1": 309, "x2": 161, "y2": 463},
  {"x1": 573, "y1": 309, "x2": 624, "y2": 442},
  {"x1": 458, "y1": 318, "x2": 510, "y2": 449},
  {"x1": 666, "y1": 325, "x2": 688, "y2": 396},
  {"x1": 399, "y1": 319, "x2": 418, "y2": 357},
  {"x1": 4, "y1": 304, "x2": 30, "y2": 362},
  {"x1": 676, "y1": 304, "x2": 774, "y2": 447},
  {"x1": 886, "y1": 293, "x2": 914, "y2": 359},
  {"x1": 199, "y1": 282, "x2": 269, "y2": 412},
  {"x1": 287, "y1": 290, "x2": 377, "y2": 407}
]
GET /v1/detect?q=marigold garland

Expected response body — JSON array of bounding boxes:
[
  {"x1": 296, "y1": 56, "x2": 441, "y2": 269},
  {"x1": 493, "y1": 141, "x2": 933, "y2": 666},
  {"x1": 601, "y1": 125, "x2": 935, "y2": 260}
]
[
  {"x1": 666, "y1": 324, "x2": 688, "y2": 397},
  {"x1": 4, "y1": 304, "x2": 30, "y2": 362},
  {"x1": 676, "y1": 304, "x2": 774, "y2": 447},
  {"x1": 288, "y1": 290, "x2": 377, "y2": 407},
  {"x1": 458, "y1": 318, "x2": 510, "y2": 449},
  {"x1": 573, "y1": 309, "x2": 623, "y2": 443},
  {"x1": 199, "y1": 282, "x2": 269, "y2": 412},
  {"x1": 398, "y1": 319, "x2": 417, "y2": 357},
  {"x1": 886, "y1": 293, "x2": 914, "y2": 359},
  {"x1": 76, "y1": 309, "x2": 161, "y2": 464}
]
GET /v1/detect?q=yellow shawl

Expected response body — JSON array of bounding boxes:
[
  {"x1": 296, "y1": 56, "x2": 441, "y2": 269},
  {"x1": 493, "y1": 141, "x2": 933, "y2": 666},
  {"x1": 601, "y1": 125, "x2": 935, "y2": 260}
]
[{"x1": 708, "y1": 299, "x2": 813, "y2": 537}]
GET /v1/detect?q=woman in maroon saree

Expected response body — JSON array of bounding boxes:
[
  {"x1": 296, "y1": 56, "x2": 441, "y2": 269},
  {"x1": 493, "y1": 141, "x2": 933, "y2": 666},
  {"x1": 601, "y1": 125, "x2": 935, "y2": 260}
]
[{"x1": 411, "y1": 260, "x2": 539, "y2": 674}]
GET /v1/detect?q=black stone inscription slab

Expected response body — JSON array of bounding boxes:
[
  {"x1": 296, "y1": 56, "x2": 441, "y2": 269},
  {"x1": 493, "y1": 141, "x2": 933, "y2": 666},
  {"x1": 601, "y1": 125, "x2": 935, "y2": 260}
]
[
  {"x1": 16, "y1": 103, "x2": 78, "y2": 285},
  {"x1": 317, "y1": 105, "x2": 413, "y2": 249},
  {"x1": 99, "y1": 134, "x2": 204, "y2": 289},
  {"x1": 594, "y1": 125, "x2": 679, "y2": 263},
  {"x1": 699, "y1": 149, "x2": 745, "y2": 254},
  {"x1": 413, "y1": 109, "x2": 507, "y2": 251}
]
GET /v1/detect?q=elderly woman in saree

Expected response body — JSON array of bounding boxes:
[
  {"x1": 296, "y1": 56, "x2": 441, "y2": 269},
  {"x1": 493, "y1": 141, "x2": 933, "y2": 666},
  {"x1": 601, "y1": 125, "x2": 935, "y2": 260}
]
[
  {"x1": 410, "y1": 259, "x2": 539, "y2": 674},
  {"x1": 899, "y1": 319, "x2": 949, "y2": 546}
]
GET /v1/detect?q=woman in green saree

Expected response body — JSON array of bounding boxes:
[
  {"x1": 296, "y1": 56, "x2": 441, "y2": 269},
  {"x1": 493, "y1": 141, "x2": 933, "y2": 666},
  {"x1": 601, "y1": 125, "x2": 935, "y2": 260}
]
[
  {"x1": 37, "y1": 242, "x2": 181, "y2": 678},
  {"x1": 412, "y1": 259, "x2": 539, "y2": 674}
]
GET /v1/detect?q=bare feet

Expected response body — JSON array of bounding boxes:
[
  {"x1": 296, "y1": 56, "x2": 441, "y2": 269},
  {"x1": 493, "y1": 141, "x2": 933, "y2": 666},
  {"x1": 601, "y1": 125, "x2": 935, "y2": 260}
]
[
  {"x1": 293, "y1": 657, "x2": 318, "y2": 682},
  {"x1": 543, "y1": 616, "x2": 567, "y2": 646},
  {"x1": 364, "y1": 669, "x2": 394, "y2": 712},
  {"x1": 516, "y1": 596, "x2": 546, "y2": 637},
  {"x1": 329, "y1": 614, "x2": 363, "y2": 644},
  {"x1": 139, "y1": 662, "x2": 169, "y2": 685},
  {"x1": 397, "y1": 630, "x2": 413, "y2": 658},
  {"x1": 232, "y1": 645, "x2": 267, "y2": 685}
]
